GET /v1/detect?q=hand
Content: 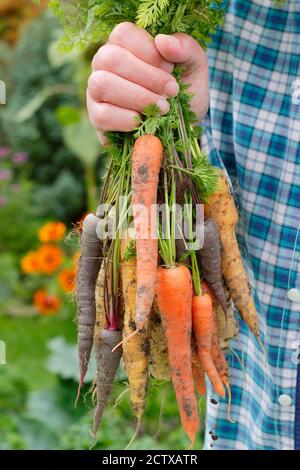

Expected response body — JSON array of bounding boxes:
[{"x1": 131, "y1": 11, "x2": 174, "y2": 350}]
[{"x1": 87, "y1": 22, "x2": 209, "y2": 145}]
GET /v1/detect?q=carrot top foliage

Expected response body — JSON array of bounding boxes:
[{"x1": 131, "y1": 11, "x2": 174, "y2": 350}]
[{"x1": 49, "y1": 0, "x2": 225, "y2": 51}]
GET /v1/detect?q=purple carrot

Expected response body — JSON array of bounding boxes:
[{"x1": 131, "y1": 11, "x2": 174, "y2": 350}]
[
  {"x1": 92, "y1": 329, "x2": 122, "y2": 436},
  {"x1": 76, "y1": 213, "x2": 102, "y2": 393},
  {"x1": 198, "y1": 218, "x2": 227, "y2": 315}
]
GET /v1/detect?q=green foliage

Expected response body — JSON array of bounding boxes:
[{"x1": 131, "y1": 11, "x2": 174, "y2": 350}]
[
  {"x1": 0, "y1": 254, "x2": 20, "y2": 305},
  {"x1": 0, "y1": 12, "x2": 87, "y2": 223},
  {"x1": 46, "y1": 336, "x2": 96, "y2": 383},
  {"x1": 130, "y1": 71, "x2": 216, "y2": 201},
  {"x1": 123, "y1": 239, "x2": 136, "y2": 261},
  {"x1": 137, "y1": 0, "x2": 170, "y2": 29},
  {"x1": 0, "y1": 369, "x2": 28, "y2": 413},
  {"x1": 33, "y1": 171, "x2": 85, "y2": 224},
  {"x1": 0, "y1": 182, "x2": 40, "y2": 256},
  {"x1": 134, "y1": 103, "x2": 169, "y2": 138},
  {"x1": 49, "y1": 0, "x2": 225, "y2": 50},
  {"x1": 35, "y1": 171, "x2": 84, "y2": 222},
  {"x1": 55, "y1": 105, "x2": 81, "y2": 126},
  {"x1": 62, "y1": 115, "x2": 101, "y2": 166},
  {"x1": 0, "y1": 313, "x2": 205, "y2": 450},
  {"x1": 136, "y1": 0, "x2": 225, "y2": 47}
]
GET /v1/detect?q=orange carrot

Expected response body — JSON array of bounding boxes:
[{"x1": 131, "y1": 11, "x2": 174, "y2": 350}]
[
  {"x1": 202, "y1": 282, "x2": 233, "y2": 422},
  {"x1": 155, "y1": 264, "x2": 199, "y2": 447},
  {"x1": 212, "y1": 313, "x2": 229, "y2": 386},
  {"x1": 204, "y1": 172, "x2": 259, "y2": 335},
  {"x1": 192, "y1": 348, "x2": 206, "y2": 398},
  {"x1": 211, "y1": 310, "x2": 234, "y2": 422},
  {"x1": 131, "y1": 135, "x2": 163, "y2": 331},
  {"x1": 202, "y1": 283, "x2": 229, "y2": 383},
  {"x1": 192, "y1": 293, "x2": 225, "y2": 398}
]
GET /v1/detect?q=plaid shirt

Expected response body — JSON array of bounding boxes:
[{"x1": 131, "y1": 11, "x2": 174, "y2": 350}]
[{"x1": 201, "y1": 0, "x2": 300, "y2": 450}]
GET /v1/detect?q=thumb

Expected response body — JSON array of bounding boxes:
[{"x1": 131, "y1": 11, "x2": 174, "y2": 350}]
[{"x1": 154, "y1": 33, "x2": 207, "y2": 74}]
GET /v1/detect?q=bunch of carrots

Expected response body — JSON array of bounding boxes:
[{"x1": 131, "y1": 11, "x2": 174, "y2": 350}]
[
  {"x1": 75, "y1": 137, "x2": 262, "y2": 446},
  {"x1": 72, "y1": 0, "x2": 263, "y2": 449}
]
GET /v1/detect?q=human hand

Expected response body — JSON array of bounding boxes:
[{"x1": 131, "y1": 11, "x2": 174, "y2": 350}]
[{"x1": 87, "y1": 22, "x2": 209, "y2": 145}]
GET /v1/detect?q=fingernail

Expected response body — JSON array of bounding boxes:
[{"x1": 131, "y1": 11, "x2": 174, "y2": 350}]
[
  {"x1": 156, "y1": 97, "x2": 170, "y2": 114},
  {"x1": 164, "y1": 80, "x2": 180, "y2": 97},
  {"x1": 160, "y1": 34, "x2": 180, "y2": 48}
]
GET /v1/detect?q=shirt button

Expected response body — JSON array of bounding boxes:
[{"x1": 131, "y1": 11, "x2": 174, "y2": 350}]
[
  {"x1": 287, "y1": 288, "x2": 300, "y2": 302},
  {"x1": 278, "y1": 394, "x2": 292, "y2": 407}
]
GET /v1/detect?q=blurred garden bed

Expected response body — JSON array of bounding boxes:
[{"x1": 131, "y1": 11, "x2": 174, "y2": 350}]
[{"x1": 0, "y1": 314, "x2": 204, "y2": 450}]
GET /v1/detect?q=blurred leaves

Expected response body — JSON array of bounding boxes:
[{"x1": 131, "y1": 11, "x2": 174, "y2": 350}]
[
  {"x1": 0, "y1": 312, "x2": 205, "y2": 449},
  {"x1": 0, "y1": 254, "x2": 20, "y2": 304},
  {"x1": 55, "y1": 105, "x2": 81, "y2": 126},
  {"x1": 46, "y1": 336, "x2": 96, "y2": 383},
  {"x1": 0, "y1": 12, "x2": 87, "y2": 222},
  {"x1": 0, "y1": 181, "x2": 40, "y2": 256},
  {"x1": 14, "y1": 84, "x2": 76, "y2": 123},
  {"x1": 33, "y1": 171, "x2": 85, "y2": 223},
  {"x1": 17, "y1": 418, "x2": 60, "y2": 450},
  {"x1": 62, "y1": 115, "x2": 100, "y2": 166},
  {"x1": 47, "y1": 39, "x2": 80, "y2": 69}
]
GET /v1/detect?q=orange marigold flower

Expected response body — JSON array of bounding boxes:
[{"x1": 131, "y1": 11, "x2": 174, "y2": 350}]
[
  {"x1": 34, "y1": 289, "x2": 61, "y2": 315},
  {"x1": 58, "y1": 268, "x2": 76, "y2": 293},
  {"x1": 38, "y1": 221, "x2": 66, "y2": 243},
  {"x1": 21, "y1": 251, "x2": 40, "y2": 273},
  {"x1": 38, "y1": 244, "x2": 63, "y2": 274}
]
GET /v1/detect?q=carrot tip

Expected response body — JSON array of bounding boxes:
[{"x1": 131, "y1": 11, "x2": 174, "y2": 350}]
[
  {"x1": 257, "y1": 335, "x2": 267, "y2": 368},
  {"x1": 225, "y1": 382, "x2": 235, "y2": 424},
  {"x1": 74, "y1": 375, "x2": 84, "y2": 408},
  {"x1": 88, "y1": 433, "x2": 97, "y2": 450},
  {"x1": 188, "y1": 439, "x2": 196, "y2": 450},
  {"x1": 125, "y1": 421, "x2": 140, "y2": 450}
]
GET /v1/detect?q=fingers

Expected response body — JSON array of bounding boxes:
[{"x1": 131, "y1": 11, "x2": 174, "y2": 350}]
[
  {"x1": 155, "y1": 32, "x2": 208, "y2": 74},
  {"x1": 88, "y1": 22, "x2": 180, "y2": 141},
  {"x1": 88, "y1": 70, "x2": 170, "y2": 115},
  {"x1": 87, "y1": 92, "x2": 140, "y2": 134},
  {"x1": 92, "y1": 44, "x2": 179, "y2": 97},
  {"x1": 155, "y1": 32, "x2": 209, "y2": 121},
  {"x1": 87, "y1": 22, "x2": 209, "y2": 138},
  {"x1": 108, "y1": 22, "x2": 174, "y2": 73}
]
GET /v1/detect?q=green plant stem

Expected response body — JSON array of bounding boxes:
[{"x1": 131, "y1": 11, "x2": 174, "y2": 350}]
[
  {"x1": 184, "y1": 192, "x2": 201, "y2": 296},
  {"x1": 178, "y1": 102, "x2": 192, "y2": 169},
  {"x1": 159, "y1": 170, "x2": 176, "y2": 267}
]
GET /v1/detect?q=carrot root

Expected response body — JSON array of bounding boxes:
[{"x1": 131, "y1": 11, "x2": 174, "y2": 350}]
[
  {"x1": 225, "y1": 381, "x2": 235, "y2": 424},
  {"x1": 76, "y1": 213, "x2": 102, "y2": 385},
  {"x1": 92, "y1": 329, "x2": 122, "y2": 436},
  {"x1": 131, "y1": 135, "x2": 163, "y2": 331},
  {"x1": 156, "y1": 264, "x2": 200, "y2": 447},
  {"x1": 205, "y1": 173, "x2": 260, "y2": 336},
  {"x1": 192, "y1": 294, "x2": 225, "y2": 399}
]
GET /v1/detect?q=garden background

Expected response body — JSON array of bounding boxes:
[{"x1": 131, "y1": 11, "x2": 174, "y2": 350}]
[{"x1": 0, "y1": 0, "x2": 205, "y2": 450}]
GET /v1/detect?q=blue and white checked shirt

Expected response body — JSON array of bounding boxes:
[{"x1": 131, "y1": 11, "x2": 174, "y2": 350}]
[{"x1": 201, "y1": 0, "x2": 300, "y2": 450}]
